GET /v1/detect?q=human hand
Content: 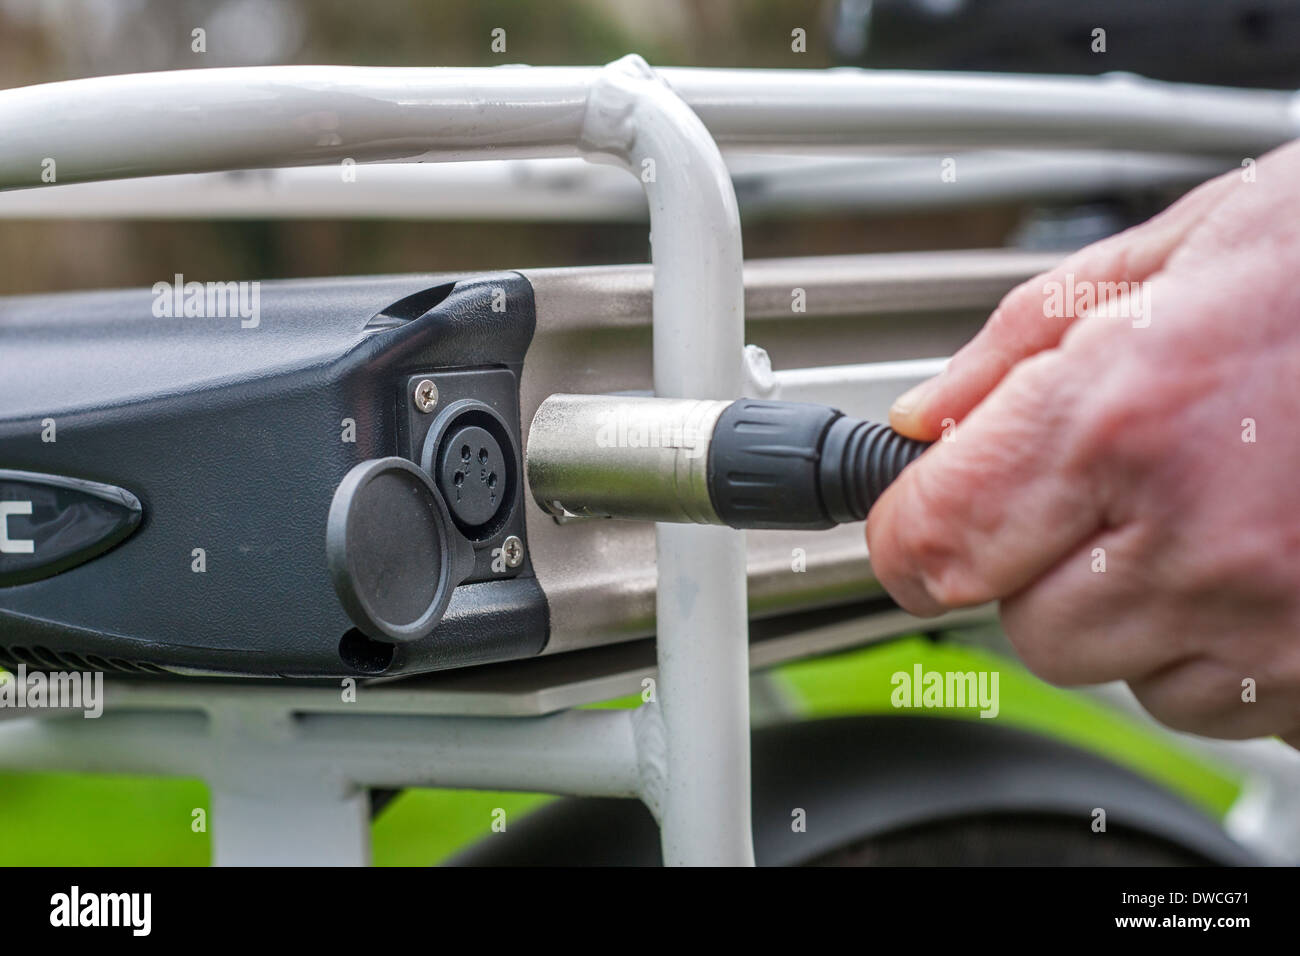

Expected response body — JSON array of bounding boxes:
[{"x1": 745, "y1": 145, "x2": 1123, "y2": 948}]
[{"x1": 867, "y1": 141, "x2": 1300, "y2": 745}]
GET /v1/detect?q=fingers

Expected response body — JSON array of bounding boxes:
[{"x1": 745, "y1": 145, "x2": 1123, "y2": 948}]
[
  {"x1": 1129, "y1": 658, "x2": 1288, "y2": 740},
  {"x1": 998, "y1": 523, "x2": 1188, "y2": 686},
  {"x1": 889, "y1": 167, "x2": 1244, "y2": 442},
  {"x1": 991, "y1": 524, "x2": 1296, "y2": 739},
  {"x1": 866, "y1": 348, "x2": 1104, "y2": 617}
]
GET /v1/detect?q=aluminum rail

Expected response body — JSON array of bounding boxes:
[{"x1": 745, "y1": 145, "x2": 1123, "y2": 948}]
[
  {"x1": 1, "y1": 67, "x2": 1297, "y2": 190},
  {"x1": 0, "y1": 152, "x2": 1228, "y2": 219},
  {"x1": 515, "y1": 251, "x2": 1054, "y2": 656}
]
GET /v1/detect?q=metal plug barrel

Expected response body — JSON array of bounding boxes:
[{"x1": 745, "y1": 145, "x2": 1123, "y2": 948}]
[
  {"x1": 526, "y1": 393, "x2": 931, "y2": 530},
  {"x1": 526, "y1": 394, "x2": 731, "y2": 524}
]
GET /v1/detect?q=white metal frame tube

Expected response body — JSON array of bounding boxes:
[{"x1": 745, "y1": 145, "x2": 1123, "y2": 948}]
[
  {"x1": 576, "y1": 56, "x2": 753, "y2": 865},
  {"x1": 0, "y1": 152, "x2": 1229, "y2": 220},
  {"x1": 657, "y1": 68, "x2": 1300, "y2": 155},
  {"x1": 0, "y1": 704, "x2": 649, "y2": 866},
  {"x1": 1, "y1": 67, "x2": 1295, "y2": 191},
  {"x1": 0, "y1": 708, "x2": 646, "y2": 796}
]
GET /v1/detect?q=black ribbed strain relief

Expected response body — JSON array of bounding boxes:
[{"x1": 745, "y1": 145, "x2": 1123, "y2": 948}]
[
  {"x1": 818, "y1": 416, "x2": 931, "y2": 524},
  {"x1": 707, "y1": 399, "x2": 842, "y2": 530}
]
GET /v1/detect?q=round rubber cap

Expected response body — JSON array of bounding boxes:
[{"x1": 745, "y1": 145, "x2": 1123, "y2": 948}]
[{"x1": 326, "y1": 457, "x2": 465, "y2": 643}]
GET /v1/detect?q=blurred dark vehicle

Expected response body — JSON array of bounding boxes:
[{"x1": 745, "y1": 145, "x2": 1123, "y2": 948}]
[{"x1": 834, "y1": 0, "x2": 1300, "y2": 88}]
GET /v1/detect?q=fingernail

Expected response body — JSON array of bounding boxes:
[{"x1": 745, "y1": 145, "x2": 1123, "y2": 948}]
[{"x1": 891, "y1": 378, "x2": 936, "y2": 419}]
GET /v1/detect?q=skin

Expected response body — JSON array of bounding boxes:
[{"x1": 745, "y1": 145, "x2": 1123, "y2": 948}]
[{"x1": 867, "y1": 141, "x2": 1300, "y2": 746}]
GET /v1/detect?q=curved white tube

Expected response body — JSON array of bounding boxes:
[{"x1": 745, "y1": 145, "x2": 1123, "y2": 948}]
[
  {"x1": 578, "y1": 56, "x2": 753, "y2": 866},
  {"x1": 1, "y1": 66, "x2": 1295, "y2": 190}
]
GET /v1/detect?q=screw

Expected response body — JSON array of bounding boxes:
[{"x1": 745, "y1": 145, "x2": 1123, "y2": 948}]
[
  {"x1": 413, "y1": 379, "x2": 438, "y2": 413},
  {"x1": 502, "y1": 534, "x2": 524, "y2": 569}
]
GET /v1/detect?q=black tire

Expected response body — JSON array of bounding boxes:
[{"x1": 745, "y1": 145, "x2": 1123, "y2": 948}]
[{"x1": 808, "y1": 812, "x2": 1217, "y2": 866}]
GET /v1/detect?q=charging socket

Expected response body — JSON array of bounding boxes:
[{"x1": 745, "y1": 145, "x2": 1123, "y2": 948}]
[{"x1": 397, "y1": 369, "x2": 528, "y2": 583}]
